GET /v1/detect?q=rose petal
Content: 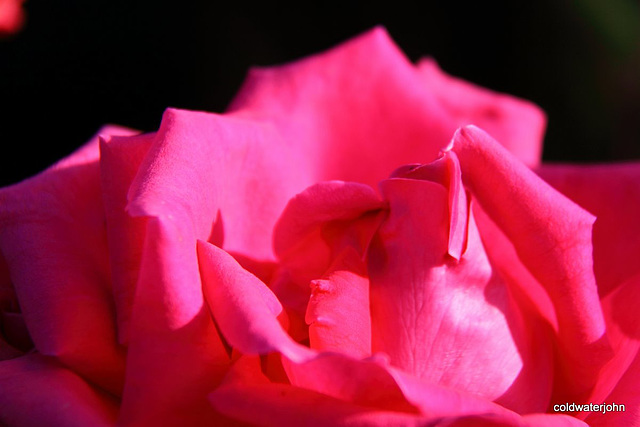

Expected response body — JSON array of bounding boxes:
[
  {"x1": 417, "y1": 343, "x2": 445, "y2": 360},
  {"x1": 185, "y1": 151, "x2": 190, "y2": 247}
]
[
  {"x1": 126, "y1": 108, "x2": 316, "y2": 261},
  {"x1": 585, "y1": 335, "x2": 640, "y2": 426},
  {"x1": 211, "y1": 356, "x2": 482, "y2": 427},
  {"x1": 450, "y1": 125, "x2": 612, "y2": 402},
  {"x1": 111, "y1": 112, "x2": 269, "y2": 424},
  {"x1": 99, "y1": 132, "x2": 154, "y2": 344},
  {"x1": 198, "y1": 240, "x2": 524, "y2": 420},
  {"x1": 117, "y1": 217, "x2": 231, "y2": 426},
  {"x1": 416, "y1": 58, "x2": 546, "y2": 167},
  {"x1": 537, "y1": 165, "x2": 640, "y2": 419},
  {"x1": 0, "y1": 334, "x2": 22, "y2": 360},
  {"x1": 521, "y1": 414, "x2": 588, "y2": 427},
  {"x1": 536, "y1": 162, "x2": 640, "y2": 297},
  {"x1": 271, "y1": 181, "x2": 384, "y2": 342},
  {"x1": 306, "y1": 247, "x2": 372, "y2": 358},
  {"x1": 583, "y1": 271, "x2": 640, "y2": 423},
  {"x1": 228, "y1": 27, "x2": 459, "y2": 187},
  {"x1": 274, "y1": 180, "x2": 384, "y2": 264},
  {"x1": 0, "y1": 353, "x2": 119, "y2": 426},
  {"x1": 369, "y1": 153, "x2": 552, "y2": 412},
  {"x1": 212, "y1": 359, "x2": 587, "y2": 427},
  {"x1": 198, "y1": 240, "x2": 305, "y2": 360},
  {"x1": 430, "y1": 413, "x2": 587, "y2": 427},
  {"x1": 389, "y1": 153, "x2": 469, "y2": 259},
  {"x1": 0, "y1": 125, "x2": 133, "y2": 395}
]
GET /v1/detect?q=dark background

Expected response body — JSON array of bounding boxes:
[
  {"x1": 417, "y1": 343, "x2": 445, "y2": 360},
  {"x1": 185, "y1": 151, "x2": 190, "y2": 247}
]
[{"x1": 1, "y1": 1, "x2": 639, "y2": 187}]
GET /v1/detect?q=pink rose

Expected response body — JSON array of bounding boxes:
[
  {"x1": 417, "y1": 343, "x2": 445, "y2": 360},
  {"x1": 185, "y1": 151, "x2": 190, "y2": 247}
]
[{"x1": 1, "y1": 27, "x2": 639, "y2": 426}]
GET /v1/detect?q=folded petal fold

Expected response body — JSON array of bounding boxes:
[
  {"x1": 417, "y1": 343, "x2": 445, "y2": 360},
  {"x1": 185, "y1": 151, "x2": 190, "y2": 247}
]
[
  {"x1": 0, "y1": 354, "x2": 119, "y2": 426},
  {"x1": 0, "y1": 126, "x2": 134, "y2": 395},
  {"x1": 450, "y1": 125, "x2": 611, "y2": 402}
]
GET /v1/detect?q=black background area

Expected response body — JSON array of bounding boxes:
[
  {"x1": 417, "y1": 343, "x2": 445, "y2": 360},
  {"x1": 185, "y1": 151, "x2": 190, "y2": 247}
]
[{"x1": 1, "y1": 1, "x2": 639, "y2": 186}]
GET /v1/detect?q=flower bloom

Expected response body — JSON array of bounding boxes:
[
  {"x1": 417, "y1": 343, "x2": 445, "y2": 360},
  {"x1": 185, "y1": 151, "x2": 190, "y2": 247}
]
[{"x1": 1, "y1": 27, "x2": 639, "y2": 426}]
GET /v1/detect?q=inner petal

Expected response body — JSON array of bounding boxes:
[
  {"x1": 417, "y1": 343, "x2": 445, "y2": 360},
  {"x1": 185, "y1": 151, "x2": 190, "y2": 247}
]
[{"x1": 368, "y1": 153, "x2": 550, "y2": 411}]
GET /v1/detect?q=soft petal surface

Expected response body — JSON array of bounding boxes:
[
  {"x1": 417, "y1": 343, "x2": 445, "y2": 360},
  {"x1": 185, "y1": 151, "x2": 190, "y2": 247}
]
[
  {"x1": 117, "y1": 218, "x2": 231, "y2": 426},
  {"x1": 271, "y1": 180, "x2": 384, "y2": 342},
  {"x1": 127, "y1": 108, "x2": 314, "y2": 261},
  {"x1": 0, "y1": 125, "x2": 134, "y2": 395},
  {"x1": 113, "y1": 116, "x2": 243, "y2": 425},
  {"x1": 450, "y1": 125, "x2": 611, "y2": 402},
  {"x1": 584, "y1": 271, "x2": 640, "y2": 425},
  {"x1": 369, "y1": 152, "x2": 552, "y2": 412},
  {"x1": 416, "y1": 58, "x2": 545, "y2": 167},
  {"x1": 199, "y1": 240, "x2": 527, "y2": 421},
  {"x1": 99, "y1": 132, "x2": 154, "y2": 344},
  {"x1": 211, "y1": 356, "x2": 537, "y2": 427},
  {"x1": 0, "y1": 353, "x2": 119, "y2": 426},
  {"x1": 306, "y1": 247, "x2": 372, "y2": 358},
  {"x1": 229, "y1": 27, "x2": 544, "y2": 187},
  {"x1": 586, "y1": 340, "x2": 640, "y2": 426},
  {"x1": 536, "y1": 162, "x2": 640, "y2": 297}
]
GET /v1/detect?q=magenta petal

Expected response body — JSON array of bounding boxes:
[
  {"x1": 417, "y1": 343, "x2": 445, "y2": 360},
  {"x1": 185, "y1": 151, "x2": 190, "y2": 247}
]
[
  {"x1": 0, "y1": 353, "x2": 118, "y2": 426},
  {"x1": 271, "y1": 181, "x2": 384, "y2": 342},
  {"x1": 274, "y1": 181, "x2": 384, "y2": 261},
  {"x1": 213, "y1": 382, "x2": 430, "y2": 427},
  {"x1": 99, "y1": 132, "x2": 154, "y2": 344},
  {"x1": 585, "y1": 336, "x2": 640, "y2": 426},
  {"x1": 416, "y1": 58, "x2": 546, "y2": 167},
  {"x1": 537, "y1": 162, "x2": 640, "y2": 297},
  {"x1": 389, "y1": 152, "x2": 469, "y2": 259},
  {"x1": 228, "y1": 27, "x2": 458, "y2": 187},
  {"x1": 451, "y1": 125, "x2": 611, "y2": 401},
  {"x1": 582, "y1": 271, "x2": 640, "y2": 423},
  {"x1": 0, "y1": 125, "x2": 133, "y2": 394},
  {"x1": 199, "y1": 239, "x2": 524, "y2": 420},
  {"x1": 211, "y1": 356, "x2": 476, "y2": 427},
  {"x1": 127, "y1": 108, "x2": 315, "y2": 261},
  {"x1": 306, "y1": 247, "x2": 372, "y2": 357},
  {"x1": 117, "y1": 220, "x2": 230, "y2": 425},
  {"x1": 273, "y1": 180, "x2": 383, "y2": 289},
  {"x1": 198, "y1": 239, "x2": 306, "y2": 360},
  {"x1": 521, "y1": 414, "x2": 589, "y2": 427},
  {"x1": 369, "y1": 162, "x2": 552, "y2": 411},
  {"x1": 427, "y1": 413, "x2": 587, "y2": 427}
]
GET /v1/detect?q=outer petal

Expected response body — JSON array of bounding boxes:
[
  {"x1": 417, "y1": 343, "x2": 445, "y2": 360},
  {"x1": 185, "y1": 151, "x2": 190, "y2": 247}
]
[
  {"x1": 537, "y1": 165, "x2": 640, "y2": 422},
  {"x1": 127, "y1": 108, "x2": 315, "y2": 261},
  {"x1": 536, "y1": 162, "x2": 640, "y2": 297},
  {"x1": 229, "y1": 27, "x2": 459, "y2": 187},
  {"x1": 586, "y1": 339, "x2": 640, "y2": 426},
  {"x1": 211, "y1": 356, "x2": 504, "y2": 427},
  {"x1": 0, "y1": 125, "x2": 134, "y2": 395},
  {"x1": 584, "y1": 271, "x2": 640, "y2": 425},
  {"x1": 0, "y1": 256, "x2": 32, "y2": 360},
  {"x1": 117, "y1": 217, "x2": 232, "y2": 426},
  {"x1": 416, "y1": 58, "x2": 545, "y2": 167},
  {"x1": 99, "y1": 132, "x2": 154, "y2": 344},
  {"x1": 0, "y1": 353, "x2": 118, "y2": 426},
  {"x1": 229, "y1": 27, "x2": 545, "y2": 187},
  {"x1": 450, "y1": 125, "x2": 611, "y2": 402},
  {"x1": 116, "y1": 113, "x2": 252, "y2": 425}
]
